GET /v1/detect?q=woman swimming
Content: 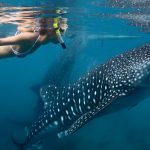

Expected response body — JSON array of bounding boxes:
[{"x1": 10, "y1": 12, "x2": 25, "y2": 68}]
[{"x1": 0, "y1": 11, "x2": 68, "y2": 58}]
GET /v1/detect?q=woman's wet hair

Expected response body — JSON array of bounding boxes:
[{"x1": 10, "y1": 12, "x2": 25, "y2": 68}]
[
  {"x1": 39, "y1": 28, "x2": 49, "y2": 35},
  {"x1": 38, "y1": 17, "x2": 68, "y2": 35},
  {"x1": 39, "y1": 18, "x2": 47, "y2": 24},
  {"x1": 38, "y1": 18, "x2": 49, "y2": 35},
  {"x1": 39, "y1": 18, "x2": 48, "y2": 27}
]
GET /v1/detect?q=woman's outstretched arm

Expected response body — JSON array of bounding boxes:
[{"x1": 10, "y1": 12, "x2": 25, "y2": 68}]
[{"x1": 0, "y1": 32, "x2": 37, "y2": 46}]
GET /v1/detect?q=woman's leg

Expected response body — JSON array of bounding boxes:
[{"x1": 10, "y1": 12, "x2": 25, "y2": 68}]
[{"x1": 0, "y1": 46, "x2": 14, "y2": 58}]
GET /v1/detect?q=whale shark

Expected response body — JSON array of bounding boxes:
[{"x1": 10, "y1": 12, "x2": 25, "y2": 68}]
[{"x1": 13, "y1": 43, "x2": 150, "y2": 149}]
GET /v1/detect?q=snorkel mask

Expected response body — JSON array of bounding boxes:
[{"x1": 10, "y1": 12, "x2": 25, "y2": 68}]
[{"x1": 53, "y1": 17, "x2": 67, "y2": 49}]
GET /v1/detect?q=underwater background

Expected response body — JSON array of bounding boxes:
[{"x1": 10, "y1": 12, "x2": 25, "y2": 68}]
[{"x1": 1, "y1": 0, "x2": 150, "y2": 149}]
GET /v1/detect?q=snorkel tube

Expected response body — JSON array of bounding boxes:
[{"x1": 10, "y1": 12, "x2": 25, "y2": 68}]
[{"x1": 53, "y1": 18, "x2": 67, "y2": 49}]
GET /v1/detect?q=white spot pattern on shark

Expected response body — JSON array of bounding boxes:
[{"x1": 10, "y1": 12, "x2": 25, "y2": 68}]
[{"x1": 20, "y1": 44, "x2": 150, "y2": 147}]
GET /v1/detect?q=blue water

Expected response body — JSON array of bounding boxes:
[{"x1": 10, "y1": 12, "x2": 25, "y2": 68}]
[{"x1": 1, "y1": 0, "x2": 150, "y2": 150}]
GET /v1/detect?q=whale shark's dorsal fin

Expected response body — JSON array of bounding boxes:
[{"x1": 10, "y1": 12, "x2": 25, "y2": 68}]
[{"x1": 40, "y1": 85, "x2": 59, "y2": 109}]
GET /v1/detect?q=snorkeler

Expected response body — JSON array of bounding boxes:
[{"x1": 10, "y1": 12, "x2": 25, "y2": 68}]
[{"x1": 0, "y1": 16, "x2": 68, "y2": 58}]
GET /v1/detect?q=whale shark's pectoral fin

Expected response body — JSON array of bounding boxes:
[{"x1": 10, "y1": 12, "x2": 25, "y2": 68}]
[
  {"x1": 57, "y1": 107, "x2": 104, "y2": 138},
  {"x1": 40, "y1": 85, "x2": 59, "y2": 109},
  {"x1": 57, "y1": 95, "x2": 119, "y2": 138}
]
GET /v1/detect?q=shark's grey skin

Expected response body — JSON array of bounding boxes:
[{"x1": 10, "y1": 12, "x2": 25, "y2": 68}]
[{"x1": 17, "y1": 43, "x2": 150, "y2": 148}]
